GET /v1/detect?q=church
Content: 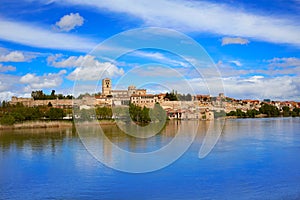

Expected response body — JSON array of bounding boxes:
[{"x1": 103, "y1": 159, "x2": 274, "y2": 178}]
[{"x1": 99, "y1": 78, "x2": 147, "y2": 106}]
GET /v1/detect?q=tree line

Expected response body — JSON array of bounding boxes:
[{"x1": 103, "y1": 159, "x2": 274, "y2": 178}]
[
  {"x1": 227, "y1": 103, "x2": 300, "y2": 118},
  {"x1": 31, "y1": 90, "x2": 73, "y2": 100},
  {"x1": 76, "y1": 103, "x2": 167, "y2": 124},
  {"x1": 0, "y1": 102, "x2": 67, "y2": 125}
]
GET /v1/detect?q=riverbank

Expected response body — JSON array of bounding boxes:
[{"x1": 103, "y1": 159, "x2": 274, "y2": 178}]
[
  {"x1": 0, "y1": 120, "x2": 73, "y2": 130},
  {"x1": 74, "y1": 120, "x2": 116, "y2": 126},
  {"x1": 0, "y1": 120, "x2": 118, "y2": 130}
]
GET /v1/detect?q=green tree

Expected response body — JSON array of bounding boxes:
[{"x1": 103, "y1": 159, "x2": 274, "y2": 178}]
[
  {"x1": 150, "y1": 103, "x2": 167, "y2": 122},
  {"x1": 214, "y1": 110, "x2": 226, "y2": 118},
  {"x1": 129, "y1": 103, "x2": 151, "y2": 123},
  {"x1": 164, "y1": 91, "x2": 178, "y2": 101},
  {"x1": 246, "y1": 109, "x2": 260, "y2": 118},
  {"x1": 31, "y1": 90, "x2": 45, "y2": 100},
  {"x1": 1, "y1": 101, "x2": 7, "y2": 108},
  {"x1": 177, "y1": 93, "x2": 192, "y2": 101},
  {"x1": 0, "y1": 114, "x2": 15, "y2": 125},
  {"x1": 11, "y1": 110, "x2": 25, "y2": 122},
  {"x1": 140, "y1": 106, "x2": 151, "y2": 123},
  {"x1": 46, "y1": 108, "x2": 65, "y2": 120},
  {"x1": 292, "y1": 108, "x2": 300, "y2": 117},
  {"x1": 227, "y1": 110, "x2": 237, "y2": 116},
  {"x1": 96, "y1": 107, "x2": 112, "y2": 119},
  {"x1": 282, "y1": 106, "x2": 291, "y2": 117},
  {"x1": 259, "y1": 103, "x2": 280, "y2": 117},
  {"x1": 236, "y1": 109, "x2": 246, "y2": 117},
  {"x1": 57, "y1": 94, "x2": 64, "y2": 99},
  {"x1": 78, "y1": 109, "x2": 94, "y2": 121}
]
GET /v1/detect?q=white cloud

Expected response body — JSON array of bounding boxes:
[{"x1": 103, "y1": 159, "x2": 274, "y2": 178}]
[
  {"x1": 216, "y1": 57, "x2": 300, "y2": 78},
  {"x1": 133, "y1": 51, "x2": 190, "y2": 68},
  {"x1": 48, "y1": 54, "x2": 97, "y2": 68},
  {"x1": 0, "y1": 18, "x2": 97, "y2": 52},
  {"x1": 184, "y1": 75, "x2": 300, "y2": 101},
  {"x1": 0, "y1": 51, "x2": 26, "y2": 62},
  {"x1": 216, "y1": 60, "x2": 251, "y2": 77},
  {"x1": 67, "y1": 64, "x2": 124, "y2": 81},
  {"x1": 0, "y1": 64, "x2": 16, "y2": 72},
  {"x1": 53, "y1": 0, "x2": 300, "y2": 46},
  {"x1": 221, "y1": 76, "x2": 299, "y2": 101},
  {"x1": 0, "y1": 72, "x2": 69, "y2": 101},
  {"x1": 20, "y1": 73, "x2": 40, "y2": 84},
  {"x1": 20, "y1": 70, "x2": 66, "y2": 89},
  {"x1": 221, "y1": 37, "x2": 250, "y2": 46},
  {"x1": 47, "y1": 54, "x2": 124, "y2": 80},
  {"x1": 131, "y1": 65, "x2": 183, "y2": 77},
  {"x1": 0, "y1": 91, "x2": 16, "y2": 101},
  {"x1": 54, "y1": 13, "x2": 84, "y2": 32},
  {"x1": 229, "y1": 60, "x2": 242, "y2": 67},
  {"x1": 0, "y1": 73, "x2": 20, "y2": 93},
  {"x1": 267, "y1": 57, "x2": 300, "y2": 67},
  {"x1": 0, "y1": 48, "x2": 39, "y2": 62}
]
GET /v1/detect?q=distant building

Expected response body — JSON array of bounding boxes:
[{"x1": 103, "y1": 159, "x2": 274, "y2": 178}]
[
  {"x1": 102, "y1": 78, "x2": 112, "y2": 95},
  {"x1": 130, "y1": 94, "x2": 161, "y2": 108},
  {"x1": 219, "y1": 93, "x2": 225, "y2": 98},
  {"x1": 10, "y1": 96, "x2": 73, "y2": 108},
  {"x1": 101, "y1": 78, "x2": 147, "y2": 106},
  {"x1": 9, "y1": 78, "x2": 262, "y2": 121}
]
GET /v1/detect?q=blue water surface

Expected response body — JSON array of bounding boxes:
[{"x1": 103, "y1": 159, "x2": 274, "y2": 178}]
[{"x1": 0, "y1": 118, "x2": 300, "y2": 200}]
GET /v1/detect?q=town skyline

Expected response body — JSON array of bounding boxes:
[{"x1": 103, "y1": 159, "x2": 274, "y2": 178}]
[{"x1": 7, "y1": 77, "x2": 300, "y2": 117}]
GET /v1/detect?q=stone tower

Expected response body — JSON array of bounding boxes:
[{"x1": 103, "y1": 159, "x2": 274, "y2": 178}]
[{"x1": 102, "y1": 78, "x2": 111, "y2": 95}]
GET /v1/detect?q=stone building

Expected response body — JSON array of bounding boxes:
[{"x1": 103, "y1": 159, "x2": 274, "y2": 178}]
[
  {"x1": 10, "y1": 96, "x2": 73, "y2": 108},
  {"x1": 130, "y1": 94, "x2": 160, "y2": 108},
  {"x1": 102, "y1": 78, "x2": 112, "y2": 95},
  {"x1": 101, "y1": 78, "x2": 147, "y2": 106}
]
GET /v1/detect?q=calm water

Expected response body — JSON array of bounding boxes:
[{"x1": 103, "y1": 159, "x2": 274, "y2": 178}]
[{"x1": 0, "y1": 118, "x2": 300, "y2": 200}]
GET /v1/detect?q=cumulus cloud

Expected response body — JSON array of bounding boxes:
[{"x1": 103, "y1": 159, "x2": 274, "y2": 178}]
[
  {"x1": 0, "y1": 18, "x2": 96, "y2": 52},
  {"x1": 47, "y1": 54, "x2": 124, "y2": 80},
  {"x1": 221, "y1": 37, "x2": 250, "y2": 46},
  {"x1": 0, "y1": 51, "x2": 26, "y2": 62},
  {"x1": 47, "y1": 54, "x2": 90, "y2": 68},
  {"x1": 0, "y1": 64, "x2": 16, "y2": 72},
  {"x1": 20, "y1": 70, "x2": 66, "y2": 89},
  {"x1": 0, "y1": 91, "x2": 18, "y2": 101},
  {"x1": 49, "y1": 0, "x2": 300, "y2": 46},
  {"x1": 54, "y1": 13, "x2": 84, "y2": 32},
  {"x1": 221, "y1": 76, "x2": 299, "y2": 101},
  {"x1": 264, "y1": 57, "x2": 300, "y2": 76}
]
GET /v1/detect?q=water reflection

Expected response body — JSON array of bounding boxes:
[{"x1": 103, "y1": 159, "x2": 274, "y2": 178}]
[
  {"x1": 0, "y1": 127, "x2": 75, "y2": 154},
  {"x1": 76, "y1": 120, "x2": 208, "y2": 172},
  {"x1": 0, "y1": 119, "x2": 226, "y2": 163},
  {"x1": 0, "y1": 118, "x2": 300, "y2": 200}
]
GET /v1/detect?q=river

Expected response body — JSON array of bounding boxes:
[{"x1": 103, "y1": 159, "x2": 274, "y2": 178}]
[{"x1": 0, "y1": 118, "x2": 300, "y2": 199}]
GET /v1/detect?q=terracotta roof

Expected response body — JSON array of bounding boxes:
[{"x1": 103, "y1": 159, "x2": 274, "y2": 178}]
[{"x1": 131, "y1": 94, "x2": 156, "y2": 97}]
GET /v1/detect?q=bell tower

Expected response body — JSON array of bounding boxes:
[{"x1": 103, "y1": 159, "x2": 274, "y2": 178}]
[{"x1": 102, "y1": 78, "x2": 111, "y2": 95}]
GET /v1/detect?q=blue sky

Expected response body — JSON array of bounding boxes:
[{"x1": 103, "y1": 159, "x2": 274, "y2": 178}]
[{"x1": 0, "y1": 0, "x2": 299, "y2": 101}]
